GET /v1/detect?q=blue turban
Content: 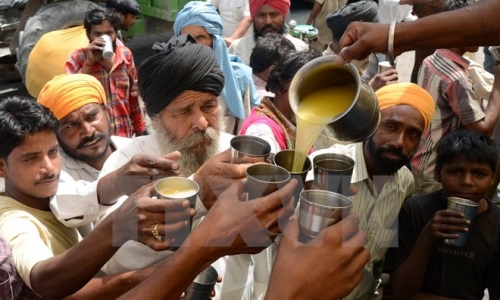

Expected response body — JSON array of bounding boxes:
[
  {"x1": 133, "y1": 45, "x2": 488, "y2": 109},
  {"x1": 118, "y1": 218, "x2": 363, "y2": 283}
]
[{"x1": 174, "y1": 1, "x2": 259, "y2": 119}]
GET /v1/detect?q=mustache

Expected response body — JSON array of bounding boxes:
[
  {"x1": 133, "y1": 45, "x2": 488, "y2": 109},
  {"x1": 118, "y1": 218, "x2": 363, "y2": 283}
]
[
  {"x1": 77, "y1": 133, "x2": 106, "y2": 149},
  {"x1": 37, "y1": 173, "x2": 59, "y2": 184},
  {"x1": 378, "y1": 145, "x2": 408, "y2": 160},
  {"x1": 178, "y1": 128, "x2": 218, "y2": 151},
  {"x1": 260, "y1": 24, "x2": 281, "y2": 33}
]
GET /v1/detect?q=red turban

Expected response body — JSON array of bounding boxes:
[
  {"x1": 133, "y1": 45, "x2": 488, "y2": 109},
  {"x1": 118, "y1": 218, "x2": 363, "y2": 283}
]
[{"x1": 250, "y1": 0, "x2": 291, "y2": 19}]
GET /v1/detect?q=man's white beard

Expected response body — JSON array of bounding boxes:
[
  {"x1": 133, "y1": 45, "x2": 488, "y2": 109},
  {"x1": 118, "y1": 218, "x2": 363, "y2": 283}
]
[{"x1": 153, "y1": 124, "x2": 220, "y2": 176}]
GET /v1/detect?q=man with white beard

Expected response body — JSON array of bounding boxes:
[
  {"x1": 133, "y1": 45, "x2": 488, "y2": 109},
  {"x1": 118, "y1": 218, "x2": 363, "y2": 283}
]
[{"x1": 97, "y1": 34, "x2": 258, "y2": 299}]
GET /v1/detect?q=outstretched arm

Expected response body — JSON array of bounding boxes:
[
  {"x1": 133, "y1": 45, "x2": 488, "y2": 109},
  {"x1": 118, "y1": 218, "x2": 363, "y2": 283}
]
[
  {"x1": 306, "y1": 1, "x2": 324, "y2": 25},
  {"x1": 264, "y1": 213, "x2": 370, "y2": 300},
  {"x1": 117, "y1": 179, "x2": 298, "y2": 300},
  {"x1": 335, "y1": 0, "x2": 500, "y2": 63},
  {"x1": 30, "y1": 183, "x2": 192, "y2": 299}
]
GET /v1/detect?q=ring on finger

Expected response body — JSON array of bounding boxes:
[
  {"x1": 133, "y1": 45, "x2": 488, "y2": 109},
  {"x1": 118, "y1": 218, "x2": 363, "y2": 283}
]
[{"x1": 152, "y1": 223, "x2": 163, "y2": 242}]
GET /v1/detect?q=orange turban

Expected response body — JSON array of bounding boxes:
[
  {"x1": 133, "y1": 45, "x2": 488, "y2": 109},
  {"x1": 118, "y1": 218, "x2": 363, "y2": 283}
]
[
  {"x1": 250, "y1": 0, "x2": 291, "y2": 19},
  {"x1": 37, "y1": 74, "x2": 106, "y2": 120},
  {"x1": 375, "y1": 82, "x2": 435, "y2": 129}
]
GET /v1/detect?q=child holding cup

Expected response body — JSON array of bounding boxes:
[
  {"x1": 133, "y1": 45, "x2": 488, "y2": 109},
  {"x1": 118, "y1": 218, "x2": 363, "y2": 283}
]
[{"x1": 384, "y1": 130, "x2": 500, "y2": 299}]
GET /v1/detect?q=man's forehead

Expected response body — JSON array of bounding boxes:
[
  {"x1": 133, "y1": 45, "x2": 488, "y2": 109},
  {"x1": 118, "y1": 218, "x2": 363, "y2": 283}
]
[
  {"x1": 257, "y1": 4, "x2": 282, "y2": 15},
  {"x1": 59, "y1": 103, "x2": 102, "y2": 122},
  {"x1": 91, "y1": 20, "x2": 114, "y2": 31},
  {"x1": 181, "y1": 24, "x2": 210, "y2": 35},
  {"x1": 11, "y1": 131, "x2": 58, "y2": 154},
  {"x1": 167, "y1": 91, "x2": 217, "y2": 107},
  {"x1": 381, "y1": 104, "x2": 425, "y2": 128}
]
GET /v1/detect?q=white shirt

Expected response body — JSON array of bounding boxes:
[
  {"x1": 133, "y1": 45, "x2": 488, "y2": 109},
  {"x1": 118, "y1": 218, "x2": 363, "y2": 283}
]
[
  {"x1": 50, "y1": 136, "x2": 131, "y2": 237},
  {"x1": 207, "y1": 0, "x2": 251, "y2": 38},
  {"x1": 377, "y1": 0, "x2": 412, "y2": 24},
  {"x1": 228, "y1": 32, "x2": 308, "y2": 65},
  {"x1": 97, "y1": 132, "x2": 258, "y2": 300},
  {"x1": 468, "y1": 58, "x2": 494, "y2": 103}
]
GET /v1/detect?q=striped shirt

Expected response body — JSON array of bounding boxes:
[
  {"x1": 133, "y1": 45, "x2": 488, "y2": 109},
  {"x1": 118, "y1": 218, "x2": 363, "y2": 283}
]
[
  {"x1": 65, "y1": 44, "x2": 146, "y2": 138},
  {"x1": 309, "y1": 143, "x2": 414, "y2": 300},
  {"x1": 411, "y1": 49, "x2": 485, "y2": 191}
]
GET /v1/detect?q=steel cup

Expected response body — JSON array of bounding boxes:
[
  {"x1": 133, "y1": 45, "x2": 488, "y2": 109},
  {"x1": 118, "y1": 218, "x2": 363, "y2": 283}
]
[
  {"x1": 444, "y1": 197, "x2": 479, "y2": 247},
  {"x1": 230, "y1": 135, "x2": 272, "y2": 164},
  {"x1": 184, "y1": 265, "x2": 218, "y2": 300},
  {"x1": 313, "y1": 153, "x2": 354, "y2": 195},
  {"x1": 272, "y1": 149, "x2": 312, "y2": 206},
  {"x1": 298, "y1": 190, "x2": 353, "y2": 243},
  {"x1": 246, "y1": 164, "x2": 291, "y2": 201},
  {"x1": 155, "y1": 177, "x2": 199, "y2": 208},
  {"x1": 154, "y1": 177, "x2": 199, "y2": 249}
]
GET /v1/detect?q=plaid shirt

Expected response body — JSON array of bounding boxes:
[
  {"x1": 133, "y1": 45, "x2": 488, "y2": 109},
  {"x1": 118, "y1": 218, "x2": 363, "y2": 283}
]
[
  {"x1": 412, "y1": 49, "x2": 485, "y2": 182},
  {"x1": 0, "y1": 237, "x2": 39, "y2": 300},
  {"x1": 65, "y1": 44, "x2": 146, "y2": 137}
]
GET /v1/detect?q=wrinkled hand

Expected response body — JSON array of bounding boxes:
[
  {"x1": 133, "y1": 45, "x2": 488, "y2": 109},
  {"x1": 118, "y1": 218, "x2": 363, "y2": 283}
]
[
  {"x1": 112, "y1": 181, "x2": 195, "y2": 251},
  {"x1": 192, "y1": 179, "x2": 297, "y2": 256},
  {"x1": 265, "y1": 213, "x2": 370, "y2": 300},
  {"x1": 84, "y1": 37, "x2": 106, "y2": 65},
  {"x1": 423, "y1": 209, "x2": 469, "y2": 241},
  {"x1": 334, "y1": 22, "x2": 393, "y2": 64},
  {"x1": 193, "y1": 149, "x2": 252, "y2": 209},
  {"x1": 109, "y1": 151, "x2": 182, "y2": 197},
  {"x1": 370, "y1": 69, "x2": 399, "y2": 91}
]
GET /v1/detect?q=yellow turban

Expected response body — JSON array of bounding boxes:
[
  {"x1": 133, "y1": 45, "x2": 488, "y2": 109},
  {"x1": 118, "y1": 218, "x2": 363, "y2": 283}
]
[
  {"x1": 37, "y1": 74, "x2": 106, "y2": 120},
  {"x1": 375, "y1": 82, "x2": 435, "y2": 129}
]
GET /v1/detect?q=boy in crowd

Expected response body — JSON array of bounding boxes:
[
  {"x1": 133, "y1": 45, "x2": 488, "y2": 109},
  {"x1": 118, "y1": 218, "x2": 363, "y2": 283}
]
[
  {"x1": 106, "y1": 0, "x2": 140, "y2": 37},
  {"x1": 384, "y1": 130, "x2": 500, "y2": 299}
]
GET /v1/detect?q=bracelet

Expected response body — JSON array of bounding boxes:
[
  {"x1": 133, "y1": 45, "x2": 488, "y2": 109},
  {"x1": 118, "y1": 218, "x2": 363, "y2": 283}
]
[{"x1": 388, "y1": 21, "x2": 396, "y2": 67}]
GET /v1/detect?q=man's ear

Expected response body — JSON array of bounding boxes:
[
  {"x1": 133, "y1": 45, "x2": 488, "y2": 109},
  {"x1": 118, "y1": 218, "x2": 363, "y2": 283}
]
[{"x1": 0, "y1": 158, "x2": 7, "y2": 178}]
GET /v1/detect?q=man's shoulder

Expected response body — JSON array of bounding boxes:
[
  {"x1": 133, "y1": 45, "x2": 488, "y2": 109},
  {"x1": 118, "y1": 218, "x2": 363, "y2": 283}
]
[
  {"x1": 115, "y1": 135, "x2": 158, "y2": 157},
  {"x1": 230, "y1": 35, "x2": 253, "y2": 50},
  {"x1": 284, "y1": 34, "x2": 308, "y2": 51},
  {"x1": 403, "y1": 190, "x2": 444, "y2": 210},
  {"x1": 116, "y1": 44, "x2": 134, "y2": 63},
  {"x1": 111, "y1": 135, "x2": 133, "y2": 150},
  {"x1": 0, "y1": 197, "x2": 39, "y2": 223},
  {"x1": 67, "y1": 48, "x2": 86, "y2": 62}
]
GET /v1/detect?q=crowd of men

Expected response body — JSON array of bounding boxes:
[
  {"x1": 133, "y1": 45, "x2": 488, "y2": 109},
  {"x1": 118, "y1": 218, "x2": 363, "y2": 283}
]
[{"x1": 0, "y1": 0, "x2": 500, "y2": 299}]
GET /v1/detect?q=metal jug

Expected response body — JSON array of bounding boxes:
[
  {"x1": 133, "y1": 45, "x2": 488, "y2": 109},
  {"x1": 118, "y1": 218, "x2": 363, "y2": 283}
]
[{"x1": 289, "y1": 55, "x2": 380, "y2": 143}]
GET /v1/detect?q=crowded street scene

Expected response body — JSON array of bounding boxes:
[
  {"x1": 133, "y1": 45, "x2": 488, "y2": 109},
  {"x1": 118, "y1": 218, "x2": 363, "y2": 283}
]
[{"x1": 0, "y1": 0, "x2": 499, "y2": 299}]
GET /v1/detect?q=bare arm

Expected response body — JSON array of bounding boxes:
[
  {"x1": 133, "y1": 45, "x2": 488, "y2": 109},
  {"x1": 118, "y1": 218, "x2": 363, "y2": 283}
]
[
  {"x1": 264, "y1": 214, "x2": 370, "y2": 300},
  {"x1": 306, "y1": 1, "x2": 324, "y2": 25},
  {"x1": 97, "y1": 151, "x2": 181, "y2": 205},
  {"x1": 335, "y1": 0, "x2": 500, "y2": 63},
  {"x1": 464, "y1": 66, "x2": 500, "y2": 135},
  {"x1": 225, "y1": 16, "x2": 253, "y2": 46},
  {"x1": 117, "y1": 179, "x2": 298, "y2": 300},
  {"x1": 62, "y1": 265, "x2": 156, "y2": 300},
  {"x1": 30, "y1": 183, "x2": 191, "y2": 299}
]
